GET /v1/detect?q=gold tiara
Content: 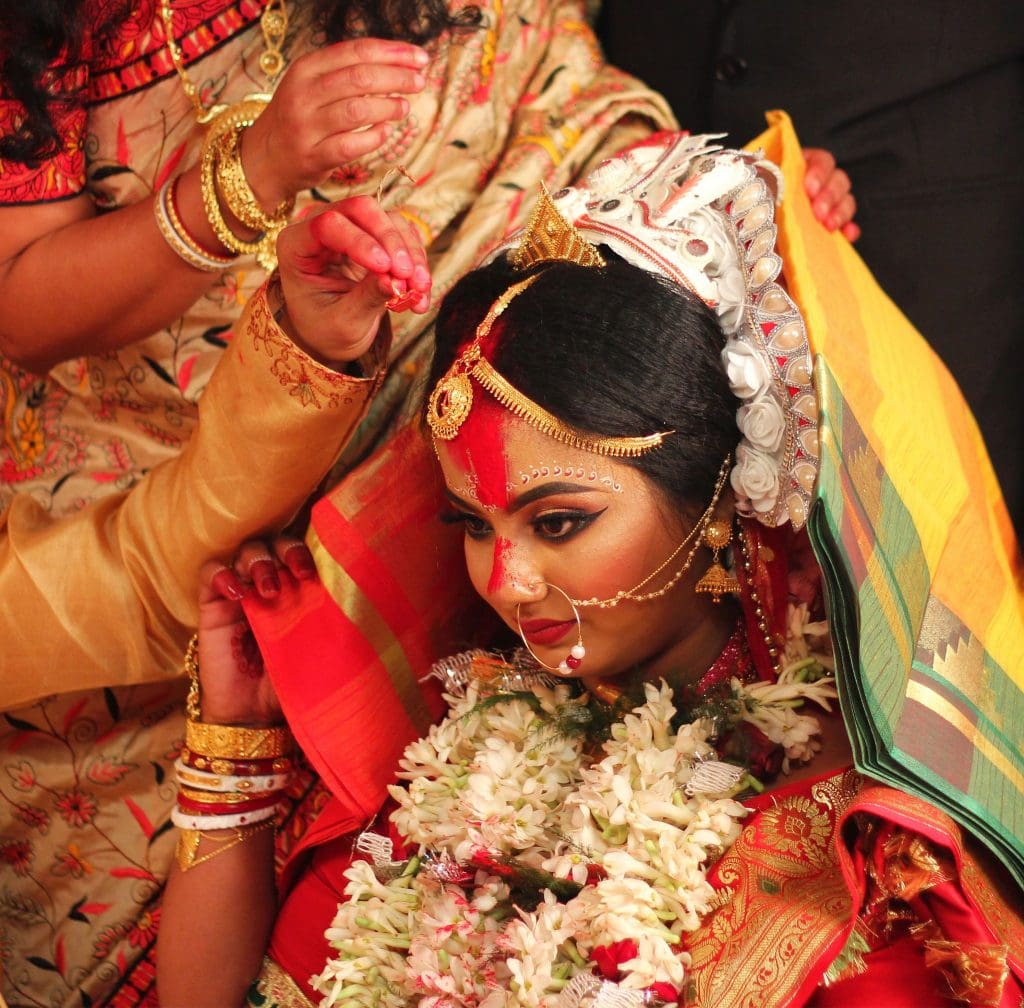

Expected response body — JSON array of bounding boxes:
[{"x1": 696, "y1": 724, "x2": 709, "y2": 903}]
[{"x1": 507, "y1": 183, "x2": 606, "y2": 271}]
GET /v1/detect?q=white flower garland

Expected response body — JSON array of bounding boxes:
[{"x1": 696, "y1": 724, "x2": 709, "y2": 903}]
[{"x1": 311, "y1": 612, "x2": 836, "y2": 1008}]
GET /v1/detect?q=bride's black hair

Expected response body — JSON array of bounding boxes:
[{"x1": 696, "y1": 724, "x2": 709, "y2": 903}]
[
  {"x1": 429, "y1": 252, "x2": 737, "y2": 513},
  {"x1": 0, "y1": 0, "x2": 481, "y2": 164}
]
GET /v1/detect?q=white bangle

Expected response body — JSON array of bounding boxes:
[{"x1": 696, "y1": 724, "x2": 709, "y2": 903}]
[
  {"x1": 154, "y1": 177, "x2": 236, "y2": 272},
  {"x1": 171, "y1": 804, "x2": 278, "y2": 832},
  {"x1": 174, "y1": 757, "x2": 291, "y2": 794}
]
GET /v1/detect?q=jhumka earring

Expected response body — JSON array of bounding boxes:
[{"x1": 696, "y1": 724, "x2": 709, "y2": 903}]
[
  {"x1": 515, "y1": 583, "x2": 586, "y2": 676},
  {"x1": 694, "y1": 520, "x2": 740, "y2": 603}
]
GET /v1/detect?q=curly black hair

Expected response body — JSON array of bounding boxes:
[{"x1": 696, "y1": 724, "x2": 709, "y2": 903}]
[{"x1": 0, "y1": 0, "x2": 481, "y2": 164}]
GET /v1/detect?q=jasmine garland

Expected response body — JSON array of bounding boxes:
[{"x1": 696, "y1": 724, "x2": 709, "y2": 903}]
[{"x1": 311, "y1": 616, "x2": 836, "y2": 1008}]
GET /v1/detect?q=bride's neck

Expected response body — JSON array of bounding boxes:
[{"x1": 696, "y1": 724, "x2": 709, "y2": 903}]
[
  {"x1": 642, "y1": 596, "x2": 739, "y2": 689},
  {"x1": 582, "y1": 595, "x2": 739, "y2": 695}
]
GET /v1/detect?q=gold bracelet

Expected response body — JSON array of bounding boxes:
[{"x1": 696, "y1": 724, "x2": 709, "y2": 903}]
[
  {"x1": 176, "y1": 818, "x2": 276, "y2": 873},
  {"x1": 215, "y1": 123, "x2": 294, "y2": 237},
  {"x1": 199, "y1": 100, "x2": 271, "y2": 264},
  {"x1": 185, "y1": 719, "x2": 293, "y2": 761},
  {"x1": 198, "y1": 98, "x2": 288, "y2": 270},
  {"x1": 184, "y1": 633, "x2": 202, "y2": 721},
  {"x1": 213, "y1": 130, "x2": 289, "y2": 271}
]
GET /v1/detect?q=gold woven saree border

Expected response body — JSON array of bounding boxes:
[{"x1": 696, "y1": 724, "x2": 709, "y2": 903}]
[
  {"x1": 684, "y1": 769, "x2": 860, "y2": 1007},
  {"x1": 246, "y1": 955, "x2": 313, "y2": 1008}
]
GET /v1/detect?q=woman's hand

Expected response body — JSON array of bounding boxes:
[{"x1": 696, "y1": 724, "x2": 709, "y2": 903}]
[
  {"x1": 275, "y1": 194, "x2": 431, "y2": 365},
  {"x1": 241, "y1": 38, "x2": 430, "y2": 211},
  {"x1": 196, "y1": 538, "x2": 317, "y2": 727},
  {"x1": 802, "y1": 148, "x2": 860, "y2": 241}
]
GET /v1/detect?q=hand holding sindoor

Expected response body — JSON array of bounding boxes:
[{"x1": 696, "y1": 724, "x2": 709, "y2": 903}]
[{"x1": 275, "y1": 193, "x2": 432, "y2": 366}]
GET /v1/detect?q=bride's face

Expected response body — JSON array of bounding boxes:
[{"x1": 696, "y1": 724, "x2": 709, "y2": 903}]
[{"x1": 434, "y1": 405, "x2": 717, "y2": 683}]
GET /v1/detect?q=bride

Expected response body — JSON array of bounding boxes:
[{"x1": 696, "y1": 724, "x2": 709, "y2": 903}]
[{"x1": 158, "y1": 128, "x2": 1024, "y2": 1007}]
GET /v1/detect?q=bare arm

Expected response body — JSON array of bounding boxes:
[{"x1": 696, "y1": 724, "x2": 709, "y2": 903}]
[
  {"x1": 160, "y1": 828, "x2": 278, "y2": 1008},
  {"x1": 0, "y1": 174, "x2": 223, "y2": 373},
  {"x1": 0, "y1": 37, "x2": 430, "y2": 374}
]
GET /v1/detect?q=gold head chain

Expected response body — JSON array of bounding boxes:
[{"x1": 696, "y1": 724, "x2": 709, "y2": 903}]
[{"x1": 426, "y1": 185, "x2": 673, "y2": 458}]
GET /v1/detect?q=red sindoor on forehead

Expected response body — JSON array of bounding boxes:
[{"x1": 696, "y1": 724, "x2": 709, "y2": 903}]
[{"x1": 448, "y1": 391, "x2": 512, "y2": 509}]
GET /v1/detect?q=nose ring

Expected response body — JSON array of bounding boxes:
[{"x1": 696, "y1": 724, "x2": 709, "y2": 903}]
[{"x1": 515, "y1": 582, "x2": 586, "y2": 676}]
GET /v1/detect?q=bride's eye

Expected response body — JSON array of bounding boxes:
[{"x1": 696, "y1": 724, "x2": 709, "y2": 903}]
[
  {"x1": 441, "y1": 510, "x2": 491, "y2": 539},
  {"x1": 532, "y1": 508, "x2": 605, "y2": 542}
]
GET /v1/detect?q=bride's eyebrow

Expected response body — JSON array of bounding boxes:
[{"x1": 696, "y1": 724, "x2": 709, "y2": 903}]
[
  {"x1": 444, "y1": 488, "x2": 479, "y2": 512},
  {"x1": 508, "y1": 482, "x2": 599, "y2": 514},
  {"x1": 444, "y1": 482, "x2": 602, "y2": 515}
]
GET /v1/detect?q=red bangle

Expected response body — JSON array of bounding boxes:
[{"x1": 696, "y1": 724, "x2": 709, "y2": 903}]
[
  {"x1": 180, "y1": 749, "x2": 295, "y2": 777},
  {"x1": 176, "y1": 791, "x2": 279, "y2": 817},
  {"x1": 167, "y1": 177, "x2": 236, "y2": 262}
]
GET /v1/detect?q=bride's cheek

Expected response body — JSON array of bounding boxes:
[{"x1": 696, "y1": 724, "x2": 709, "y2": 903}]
[{"x1": 464, "y1": 539, "x2": 492, "y2": 599}]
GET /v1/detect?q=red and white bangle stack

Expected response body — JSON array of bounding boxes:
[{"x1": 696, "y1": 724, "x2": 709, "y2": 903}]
[{"x1": 172, "y1": 720, "x2": 295, "y2": 868}]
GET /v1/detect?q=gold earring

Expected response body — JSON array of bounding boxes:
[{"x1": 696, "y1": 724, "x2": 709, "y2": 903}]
[{"x1": 694, "y1": 520, "x2": 740, "y2": 603}]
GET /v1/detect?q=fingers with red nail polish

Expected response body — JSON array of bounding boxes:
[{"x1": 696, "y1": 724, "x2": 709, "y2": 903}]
[
  {"x1": 279, "y1": 540, "x2": 318, "y2": 580},
  {"x1": 803, "y1": 147, "x2": 858, "y2": 239},
  {"x1": 235, "y1": 542, "x2": 283, "y2": 599},
  {"x1": 210, "y1": 565, "x2": 246, "y2": 601}
]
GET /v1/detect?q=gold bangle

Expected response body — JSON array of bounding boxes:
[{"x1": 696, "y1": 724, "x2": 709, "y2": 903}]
[
  {"x1": 198, "y1": 98, "x2": 286, "y2": 270},
  {"x1": 215, "y1": 124, "x2": 294, "y2": 235},
  {"x1": 184, "y1": 633, "x2": 201, "y2": 721},
  {"x1": 177, "y1": 785, "x2": 277, "y2": 805},
  {"x1": 176, "y1": 818, "x2": 276, "y2": 873},
  {"x1": 189, "y1": 755, "x2": 295, "y2": 776},
  {"x1": 185, "y1": 719, "x2": 293, "y2": 761},
  {"x1": 199, "y1": 101, "x2": 270, "y2": 262}
]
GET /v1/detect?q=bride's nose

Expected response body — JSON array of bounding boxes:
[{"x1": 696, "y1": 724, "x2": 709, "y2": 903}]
[{"x1": 486, "y1": 537, "x2": 545, "y2": 607}]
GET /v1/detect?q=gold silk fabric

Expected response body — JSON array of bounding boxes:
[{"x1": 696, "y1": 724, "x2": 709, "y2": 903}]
[{"x1": 0, "y1": 288, "x2": 387, "y2": 709}]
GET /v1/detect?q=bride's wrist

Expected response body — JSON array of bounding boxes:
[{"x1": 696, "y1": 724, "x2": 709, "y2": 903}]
[{"x1": 194, "y1": 707, "x2": 284, "y2": 730}]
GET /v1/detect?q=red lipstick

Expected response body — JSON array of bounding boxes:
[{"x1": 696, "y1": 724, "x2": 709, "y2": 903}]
[{"x1": 518, "y1": 618, "x2": 576, "y2": 647}]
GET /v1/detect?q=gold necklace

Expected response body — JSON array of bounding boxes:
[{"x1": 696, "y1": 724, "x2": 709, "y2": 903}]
[{"x1": 159, "y1": 0, "x2": 290, "y2": 124}]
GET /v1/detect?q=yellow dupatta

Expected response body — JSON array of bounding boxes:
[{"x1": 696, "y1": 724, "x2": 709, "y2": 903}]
[{"x1": 753, "y1": 112, "x2": 1024, "y2": 890}]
